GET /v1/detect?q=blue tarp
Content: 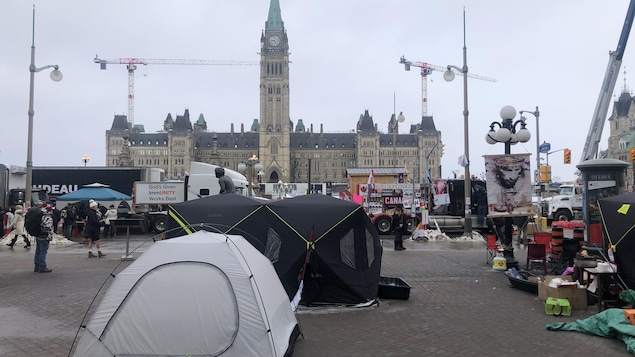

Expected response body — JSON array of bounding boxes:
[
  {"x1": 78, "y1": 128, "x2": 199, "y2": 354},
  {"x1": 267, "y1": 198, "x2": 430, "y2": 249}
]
[{"x1": 56, "y1": 186, "x2": 132, "y2": 202}]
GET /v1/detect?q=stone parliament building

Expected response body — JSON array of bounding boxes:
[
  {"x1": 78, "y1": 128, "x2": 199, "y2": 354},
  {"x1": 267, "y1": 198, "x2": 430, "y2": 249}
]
[{"x1": 105, "y1": 0, "x2": 443, "y2": 185}]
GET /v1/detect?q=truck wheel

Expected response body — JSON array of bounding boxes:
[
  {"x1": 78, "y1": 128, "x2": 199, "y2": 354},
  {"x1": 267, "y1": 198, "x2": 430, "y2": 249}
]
[
  {"x1": 374, "y1": 217, "x2": 392, "y2": 235},
  {"x1": 554, "y1": 210, "x2": 572, "y2": 222},
  {"x1": 152, "y1": 216, "x2": 167, "y2": 233}
]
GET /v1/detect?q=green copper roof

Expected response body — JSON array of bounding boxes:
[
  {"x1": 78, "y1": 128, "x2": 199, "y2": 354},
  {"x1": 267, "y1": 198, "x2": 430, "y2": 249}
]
[
  {"x1": 251, "y1": 118, "x2": 259, "y2": 132},
  {"x1": 266, "y1": 0, "x2": 283, "y2": 31}
]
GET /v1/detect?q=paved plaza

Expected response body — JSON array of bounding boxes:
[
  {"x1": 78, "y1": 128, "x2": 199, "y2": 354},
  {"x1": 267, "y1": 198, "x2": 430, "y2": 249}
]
[{"x1": 0, "y1": 232, "x2": 631, "y2": 356}]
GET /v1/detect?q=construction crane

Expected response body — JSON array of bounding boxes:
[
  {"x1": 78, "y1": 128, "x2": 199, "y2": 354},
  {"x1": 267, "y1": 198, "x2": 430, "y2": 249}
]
[
  {"x1": 94, "y1": 55, "x2": 260, "y2": 127},
  {"x1": 399, "y1": 56, "x2": 496, "y2": 118},
  {"x1": 581, "y1": 0, "x2": 635, "y2": 162}
]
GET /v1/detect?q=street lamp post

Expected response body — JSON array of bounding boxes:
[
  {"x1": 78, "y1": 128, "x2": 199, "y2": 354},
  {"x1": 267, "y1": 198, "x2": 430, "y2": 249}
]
[
  {"x1": 485, "y1": 105, "x2": 532, "y2": 265},
  {"x1": 443, "y1": 10, "x2": 472, "y2": 236},
  {"x1": 237, "y1": 154, "x2": 263, "y2": 197},
  {"x1": 81, "y1": 154, "x2": 90, "y2": 167},
  {"x1": 393, "y1": 112, "x2": 405, "y2": 168},
  {"x1": 25, "y1": 5, "x2": 63, "y2": 208},
  {"x1": 519, "y1": 106, "x2": 540, "y2": 216}
]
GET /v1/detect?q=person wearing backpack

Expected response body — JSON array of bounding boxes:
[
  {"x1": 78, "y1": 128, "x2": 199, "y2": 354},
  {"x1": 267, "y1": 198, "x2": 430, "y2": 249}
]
[
  {"x1": 32, "y1": 203, "x2": 54, "y2": 273},
  {"x1": 7, "y1": 205, "x2": 30, "y2": 248},
  {"x1": 86, "y1": 201, "x2": 106, "y2": 258}
]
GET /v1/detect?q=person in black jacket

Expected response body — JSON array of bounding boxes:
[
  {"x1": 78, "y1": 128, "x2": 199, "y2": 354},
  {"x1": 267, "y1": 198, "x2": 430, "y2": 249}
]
[
  {"x1": 61, "y1": 203, "x2": 77, "y2": 239},
  {"x1": 392, "y1": 206, "x2": 407, "y2": 251},
  {"x1": 86, "y1": 201, "x2": 106, "y2": 258},
  {"x1": 51, "y1": 204, "x2": 61, "y2": 235}
]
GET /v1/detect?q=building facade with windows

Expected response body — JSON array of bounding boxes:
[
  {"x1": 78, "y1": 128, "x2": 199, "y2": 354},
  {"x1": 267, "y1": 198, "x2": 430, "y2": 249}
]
[
  {"x1": 105, "y1": 0, "x2": 443, "y2": 185},
  {"x1": 606, "y1": 86, "x2": 635, "y2": 190}
]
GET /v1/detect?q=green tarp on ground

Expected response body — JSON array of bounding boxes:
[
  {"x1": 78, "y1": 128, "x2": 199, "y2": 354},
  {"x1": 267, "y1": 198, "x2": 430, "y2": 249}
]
[{"x1": 546, "y1": 308, "x2": 635, "y2": 354}]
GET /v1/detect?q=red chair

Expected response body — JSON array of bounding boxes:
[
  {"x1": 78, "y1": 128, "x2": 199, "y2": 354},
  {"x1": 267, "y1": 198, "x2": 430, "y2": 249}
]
[
  {"x1": 532, "y1": 233, "x2": 552, "y2": 254},
  {"x1": 526, "y1": 243, "x2": 547, "y2": 274},
  {"x1": 486, "y1": 234, "x2": 501, "y2": 265}
]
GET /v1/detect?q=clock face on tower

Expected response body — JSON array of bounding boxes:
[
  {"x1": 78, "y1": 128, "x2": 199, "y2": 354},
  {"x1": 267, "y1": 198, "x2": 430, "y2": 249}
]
[{"x1": 269, "y1": 35, "x2": 280, "y2": 46}]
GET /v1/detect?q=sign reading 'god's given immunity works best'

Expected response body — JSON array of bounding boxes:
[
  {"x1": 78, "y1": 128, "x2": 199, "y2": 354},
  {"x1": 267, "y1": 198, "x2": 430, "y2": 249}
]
[{"x1": 134, "y1": 182, "x2": 186, "y2": 204}]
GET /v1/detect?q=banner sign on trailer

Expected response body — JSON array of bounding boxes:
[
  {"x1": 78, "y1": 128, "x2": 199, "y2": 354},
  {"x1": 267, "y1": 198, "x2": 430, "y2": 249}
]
[{"x1": 134, "y1": 182, "x2": 185, "y2": 204}]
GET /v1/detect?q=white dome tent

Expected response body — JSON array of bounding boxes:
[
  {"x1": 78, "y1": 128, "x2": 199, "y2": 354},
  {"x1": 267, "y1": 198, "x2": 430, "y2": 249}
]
[{"x1": 73, "y1": 231, "x2": 300, "y2": 356}]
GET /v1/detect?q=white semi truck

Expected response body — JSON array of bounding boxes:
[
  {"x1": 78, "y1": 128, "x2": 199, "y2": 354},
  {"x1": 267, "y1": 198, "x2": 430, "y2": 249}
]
[
  {"x1": 0, "y1": 164, "x2": 50, "y2": 209},
  {"x1": 547, "y1": 183, "x2": 583, "y2": 222},
  {"x1": 133, "y1": 162, "x2": 249, "y2": 232}
]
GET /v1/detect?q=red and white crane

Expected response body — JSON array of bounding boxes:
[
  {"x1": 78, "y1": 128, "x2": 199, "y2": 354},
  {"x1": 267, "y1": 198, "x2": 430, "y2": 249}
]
[
  {"x1": 399, "y1": 56, "x2": 496, "y2": 118},
  {"x1": 94, "y1": 55, "x2": 260, "y2": 127}
]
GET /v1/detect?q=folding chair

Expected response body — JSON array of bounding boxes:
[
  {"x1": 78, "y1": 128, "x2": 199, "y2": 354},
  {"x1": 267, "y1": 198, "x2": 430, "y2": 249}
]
[
  {"x1": 486, "y1": 234, "x2": 501, "y2": 265},
  {"x1": 526, "y1": 243, "x2": 547, "y2": 275}
]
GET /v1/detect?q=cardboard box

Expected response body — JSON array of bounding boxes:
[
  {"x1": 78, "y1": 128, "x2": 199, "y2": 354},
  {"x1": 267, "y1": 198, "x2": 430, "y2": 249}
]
[
  {"x1": 625, "y1": 309, "x2": 635, "y2": 326},
  {"x1": 538, "y1": 275, "x2": 587, "y2": 310}
]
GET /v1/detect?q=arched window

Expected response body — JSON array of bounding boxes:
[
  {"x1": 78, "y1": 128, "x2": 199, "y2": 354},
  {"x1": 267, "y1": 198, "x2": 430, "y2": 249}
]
[{"x1": 271, "y1": 141, "x2": 278, "y2": 155}]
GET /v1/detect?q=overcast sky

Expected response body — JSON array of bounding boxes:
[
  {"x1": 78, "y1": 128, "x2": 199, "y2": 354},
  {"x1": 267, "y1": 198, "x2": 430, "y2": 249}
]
[{"x1": 1, "y1": 1, "x2": 632, "y2": 183}]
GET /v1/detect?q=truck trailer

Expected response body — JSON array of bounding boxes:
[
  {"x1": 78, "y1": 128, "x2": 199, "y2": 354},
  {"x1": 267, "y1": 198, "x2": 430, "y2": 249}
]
[
  {"x1": 32, "y1": 166, "x2": 164, "y2": 201},
  {"x1": 370, "y1": 179, "x2": 491, "y2": 234},
  {"x1": 0, "y1": 164, "x2": 49, "y2": 209}
]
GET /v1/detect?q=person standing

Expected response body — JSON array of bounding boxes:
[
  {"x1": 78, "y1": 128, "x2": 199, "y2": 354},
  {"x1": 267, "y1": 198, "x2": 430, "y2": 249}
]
[
  {"x1": 86, "y1": 201, "x2": 106, "y2": 258},
  {"x1": 34, "y1": 203, "x2": 54, "y2": 273},
  {"x1": 215, "y1": 167, "x2": 235, "y2": 194},
  {"x1": 7, "y1": 205, "x2": 30, "y2": 248},
  {"x1": 102, "y1": 204, "x2": 118, "y2": 238},
  {"x1": 476, "y1": 187, "x2": 488, "y2": 227},
  {"x1": 392, "y1": 206, "x2": 407, "y2": 251},
  {"x1": 61, "y1": 203, "x2": 76, "y2": 239},
  {"x1": 51, "y1": 204, "x2": 61, "y2": 235},
  {"x1": 4, "y1": 207, "x2": 14, "y2": 236}
]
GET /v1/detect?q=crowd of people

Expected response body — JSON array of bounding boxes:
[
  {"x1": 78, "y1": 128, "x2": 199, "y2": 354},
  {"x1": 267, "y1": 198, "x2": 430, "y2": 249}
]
[{"x1": 2, "y1": 199, "x2": 115, "y2": 273}]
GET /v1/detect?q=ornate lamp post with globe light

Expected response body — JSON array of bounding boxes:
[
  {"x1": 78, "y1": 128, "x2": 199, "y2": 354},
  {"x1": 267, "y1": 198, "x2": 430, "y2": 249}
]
[
  {"x1": 238, "y1": 154, "x2": 263, "y2": 197},
  {"x1": 24, "y1": 6, "x2": 63, "y2": 208},
  {"x1": 81, "y1": 154, "x2": 90, "y2": 167},
  {"x1": 485, "y1": 105, "x2": 532, "y2": 265}
]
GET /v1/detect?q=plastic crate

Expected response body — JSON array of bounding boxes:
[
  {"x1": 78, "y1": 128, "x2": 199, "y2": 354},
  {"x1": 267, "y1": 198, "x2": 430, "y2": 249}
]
[{"x1": 378, "y1": 277, "x2": 411, "y2": 300}]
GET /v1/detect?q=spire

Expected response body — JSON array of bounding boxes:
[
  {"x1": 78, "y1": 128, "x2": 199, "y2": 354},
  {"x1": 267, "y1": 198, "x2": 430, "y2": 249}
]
[
  {"x1": 266, "y1": 0, "x2": 283, "y2": 31},
  {"x1": 622, "y1": 67, "x2": 631, "y2": 94}
]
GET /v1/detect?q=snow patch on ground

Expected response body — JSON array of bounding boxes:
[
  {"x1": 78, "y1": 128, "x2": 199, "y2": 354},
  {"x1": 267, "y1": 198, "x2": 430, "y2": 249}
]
[
  {"x1": 0, "y1": 233, "x2": 76, "y2": 246},
  {"x1": 409, "y1": 229, "x2": 485, "y2": 242}
]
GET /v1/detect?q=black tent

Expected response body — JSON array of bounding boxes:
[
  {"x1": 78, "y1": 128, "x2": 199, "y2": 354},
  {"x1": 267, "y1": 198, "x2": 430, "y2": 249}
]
[
  {"x1": 598, "y1": 192, "x2": 635, "y2": 290},
  {"x1": 165, "y1": 194, "x2": 382, "y2": 306}
]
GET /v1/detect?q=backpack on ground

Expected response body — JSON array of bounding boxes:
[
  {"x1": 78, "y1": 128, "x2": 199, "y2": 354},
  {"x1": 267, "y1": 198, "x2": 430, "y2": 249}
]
[{"x1": 25, "y1": 207, "x2": 43, "y2": 237}]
